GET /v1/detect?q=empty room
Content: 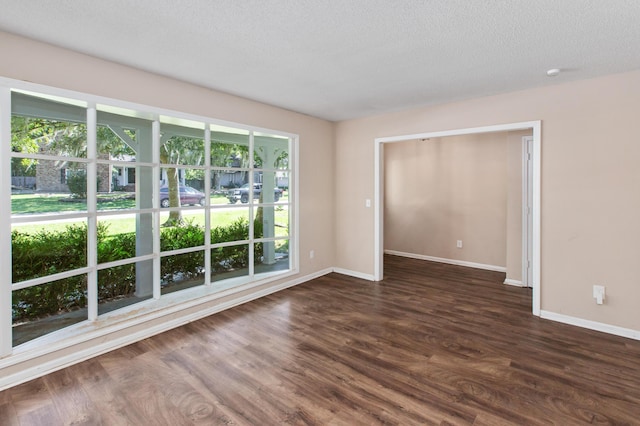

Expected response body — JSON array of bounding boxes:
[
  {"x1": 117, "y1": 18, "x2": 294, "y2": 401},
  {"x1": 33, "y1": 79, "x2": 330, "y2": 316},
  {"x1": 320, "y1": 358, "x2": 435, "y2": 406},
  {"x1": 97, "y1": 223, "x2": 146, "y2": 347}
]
[{"x1": 1, "y1": 1, "x2": 640, "y2": 424}]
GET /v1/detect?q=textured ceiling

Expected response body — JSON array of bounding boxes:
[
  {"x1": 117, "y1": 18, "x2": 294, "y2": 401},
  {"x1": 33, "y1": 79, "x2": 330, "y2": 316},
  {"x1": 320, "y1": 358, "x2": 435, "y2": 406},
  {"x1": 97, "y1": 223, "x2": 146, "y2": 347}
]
[{"x1": 1, "y1": 0, "x2": 639, "y2": 121}]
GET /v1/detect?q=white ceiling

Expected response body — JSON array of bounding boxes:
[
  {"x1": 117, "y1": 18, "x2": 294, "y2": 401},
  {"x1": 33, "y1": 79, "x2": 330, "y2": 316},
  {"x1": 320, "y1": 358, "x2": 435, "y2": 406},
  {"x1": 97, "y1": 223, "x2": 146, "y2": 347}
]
[{"x1": 1, "y1": 0, "x2": 639, "y2": 121}]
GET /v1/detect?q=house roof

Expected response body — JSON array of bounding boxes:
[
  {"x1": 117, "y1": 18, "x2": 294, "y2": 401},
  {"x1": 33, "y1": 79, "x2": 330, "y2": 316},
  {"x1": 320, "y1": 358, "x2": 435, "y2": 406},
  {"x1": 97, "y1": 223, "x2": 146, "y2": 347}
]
[{"x1": 0, "y1": 0, "x2": 639, "y2": 121}]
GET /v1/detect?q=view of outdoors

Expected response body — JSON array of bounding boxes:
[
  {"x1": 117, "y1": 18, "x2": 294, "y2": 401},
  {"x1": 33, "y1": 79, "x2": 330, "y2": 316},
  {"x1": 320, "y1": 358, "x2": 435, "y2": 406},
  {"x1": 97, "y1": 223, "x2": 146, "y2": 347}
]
[{"x1": 8, "y1": 90, "x2": 293, "y2": 348}]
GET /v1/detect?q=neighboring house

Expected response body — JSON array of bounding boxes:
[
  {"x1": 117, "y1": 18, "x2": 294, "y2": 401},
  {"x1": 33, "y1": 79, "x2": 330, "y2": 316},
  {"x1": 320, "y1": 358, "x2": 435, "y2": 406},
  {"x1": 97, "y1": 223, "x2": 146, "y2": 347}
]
[{"x1": 34, "y1": 145, "x2": 112, "y2": 193}]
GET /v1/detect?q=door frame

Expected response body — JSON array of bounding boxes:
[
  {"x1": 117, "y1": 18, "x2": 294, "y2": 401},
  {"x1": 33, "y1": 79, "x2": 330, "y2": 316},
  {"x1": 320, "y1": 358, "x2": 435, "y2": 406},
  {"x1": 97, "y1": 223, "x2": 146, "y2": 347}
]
[
  {"x1": 522, "y1": 136, "x2": 534, "y2": 288},
  {"x1": 374, "y1": 121, "x2": 541, "y2": 316}
]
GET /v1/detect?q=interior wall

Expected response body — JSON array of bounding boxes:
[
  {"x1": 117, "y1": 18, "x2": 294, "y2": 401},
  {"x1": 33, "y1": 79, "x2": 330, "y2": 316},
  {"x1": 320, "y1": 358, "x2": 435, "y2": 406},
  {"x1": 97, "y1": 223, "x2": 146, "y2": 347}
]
[
  {"x1": 335, "y1": 70, "x2": 640, "y2": 333},
  {"x1": 384, "y1": 132, "x2": 510, "y2": 269}
]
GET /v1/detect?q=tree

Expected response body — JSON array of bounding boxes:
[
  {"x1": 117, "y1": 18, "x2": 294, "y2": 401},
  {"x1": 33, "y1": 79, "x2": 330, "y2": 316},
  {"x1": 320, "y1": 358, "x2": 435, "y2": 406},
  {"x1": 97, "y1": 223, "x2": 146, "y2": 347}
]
[
  {"x1": 11, "y1": 116, "x2": 135, "y2": 191},
  {"x1": 160, "y1": 135, "x2": 205, "y2": 226}
]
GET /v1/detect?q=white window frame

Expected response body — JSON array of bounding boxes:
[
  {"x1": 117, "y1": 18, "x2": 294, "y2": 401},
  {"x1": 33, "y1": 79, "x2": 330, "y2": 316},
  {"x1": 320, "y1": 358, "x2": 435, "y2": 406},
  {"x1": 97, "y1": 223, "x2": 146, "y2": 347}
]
[{"x1": 0, "y1": 77, "x2": 299, "y2": 360}]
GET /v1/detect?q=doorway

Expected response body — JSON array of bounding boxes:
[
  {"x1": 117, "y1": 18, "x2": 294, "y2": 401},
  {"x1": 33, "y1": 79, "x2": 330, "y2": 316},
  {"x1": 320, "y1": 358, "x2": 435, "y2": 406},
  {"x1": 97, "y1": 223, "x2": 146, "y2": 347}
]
[{"x1": 374, "y1": 121, "x2": 541, "y2": 316}]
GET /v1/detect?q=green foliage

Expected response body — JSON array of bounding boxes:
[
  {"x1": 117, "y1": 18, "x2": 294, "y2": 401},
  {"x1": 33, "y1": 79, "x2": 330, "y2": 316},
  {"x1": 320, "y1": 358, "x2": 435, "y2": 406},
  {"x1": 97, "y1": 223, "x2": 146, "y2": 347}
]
[
  {"x1": 97, "y1": 227, "x2": 137, "y2": 301},
  {"x1": 12, "y1": 224, "x2": 88, "y2": 283},
  {"x1": 12, "y1": 224, "x2": 88, "y2": 321},
  {"x1": 66, "y1": 170, "x2": 101, "y2": 198},
  {"x1": 12, "y1": 275, "x2": 87, "y2": 322},
  {"x1": 11, "y1": 116, "x2": 135, "y2": 160},
  {"x1": 160, "y1": 222, "x2": 205, "y2": 284},
  {"x1": 11, "y1": 219, "x2": 259, "y2": 322}
]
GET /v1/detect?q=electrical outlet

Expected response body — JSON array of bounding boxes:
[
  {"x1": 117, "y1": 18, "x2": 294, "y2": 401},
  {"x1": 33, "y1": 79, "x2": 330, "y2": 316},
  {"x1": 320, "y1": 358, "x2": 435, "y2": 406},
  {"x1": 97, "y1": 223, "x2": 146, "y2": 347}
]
[
  {"x1": 456, "y1": 240, "x2": 463, "y2": 248},
  {"x1": 310, "y1": 250, "x2": 315, "y2": 259},
  {"x1": 593, "y1": 285, "x2": 605, "y2": 305}
]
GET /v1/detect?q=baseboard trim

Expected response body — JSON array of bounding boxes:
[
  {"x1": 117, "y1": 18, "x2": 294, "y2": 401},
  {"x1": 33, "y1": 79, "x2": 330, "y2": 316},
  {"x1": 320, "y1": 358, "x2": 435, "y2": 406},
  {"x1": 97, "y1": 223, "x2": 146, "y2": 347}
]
[
  {"x1": 332, "y1": 268, "x2": 376, "y2": 281},
  {"x1": 385, "y1": 250, "x2": 506, "y2": 273},
  {"x1": 540, "y1": 310, "x2": 640, "y2": 341},
  {"x1": 503, "y1": 278, "x2": 525, "y2": 287},
  {"x1": 0, "y1": 267, "x2": 334, "y2": 392}
]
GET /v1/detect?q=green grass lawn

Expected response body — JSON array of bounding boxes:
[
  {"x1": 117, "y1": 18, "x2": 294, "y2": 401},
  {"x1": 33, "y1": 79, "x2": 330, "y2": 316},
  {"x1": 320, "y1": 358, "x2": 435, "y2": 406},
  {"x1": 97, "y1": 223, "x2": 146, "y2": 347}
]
[
  {"x1": 11, "y1": 192, "x2": 234, "y2": 214},
  {"x1": 12, "y1": 193, "x2": 289, "y2": 238}
]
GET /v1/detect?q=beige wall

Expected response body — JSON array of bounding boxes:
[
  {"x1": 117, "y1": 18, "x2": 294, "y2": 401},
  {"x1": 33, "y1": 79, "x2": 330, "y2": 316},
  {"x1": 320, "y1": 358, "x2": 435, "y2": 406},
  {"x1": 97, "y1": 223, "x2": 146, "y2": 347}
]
[
  {"x1": 0, "y1": 31, "x2": 336, "y2": 277},
  {"x1": 384, "y1": 133, "x2": 510, "y2": 269},
  {"x1": 336, "y1": 70, "x2": 640, "y2": 331}
]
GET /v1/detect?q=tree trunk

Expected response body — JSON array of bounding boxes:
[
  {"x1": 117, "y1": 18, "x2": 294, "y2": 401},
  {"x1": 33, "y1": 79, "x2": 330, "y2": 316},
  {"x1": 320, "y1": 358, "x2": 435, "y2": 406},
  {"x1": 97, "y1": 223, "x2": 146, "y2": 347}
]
[{"x1": 161, "y1": 149, "x2": 182, "y2": 226}]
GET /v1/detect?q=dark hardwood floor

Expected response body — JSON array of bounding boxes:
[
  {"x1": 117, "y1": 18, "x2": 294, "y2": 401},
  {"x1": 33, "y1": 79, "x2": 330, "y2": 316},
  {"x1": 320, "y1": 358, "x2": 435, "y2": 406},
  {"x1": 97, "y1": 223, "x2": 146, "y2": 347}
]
[{"x1": 2, "y1": 255, "x2": 640, "y2": 425}]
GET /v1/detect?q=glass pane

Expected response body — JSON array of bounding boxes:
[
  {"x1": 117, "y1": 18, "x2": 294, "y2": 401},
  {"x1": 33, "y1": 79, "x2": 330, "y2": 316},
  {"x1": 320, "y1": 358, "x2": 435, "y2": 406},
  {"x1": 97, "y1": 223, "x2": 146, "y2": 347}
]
[
  {"x1": 98, "y1": 212, "x2": 155, "y2": 263},
  {"x1": 254, "y1": 205, "x2": 289, "y2": 239},
  {"x1": 210, "y1": 126, "x2": 250, "y2": 170},
  {"x1": 12, "y1": 221, "x2": 88, "y2": 283},
  {"x1": 211, "y1": 208, "x2": 250, "y2": 242},
  {"x1": 96, "y1": 125, "x2": 136, "y2": 162},
  {"x1": 159, "y1": 168, "x2": 206, "y2": 208},
  {"x1": 160, "y1": 214, "x2": 206, "y2": 252},
  {"x1": 255, "y1": 240, "x2": 290, "y2": 276},
  {"x1": 211, "y1": 244, "x2": 249, "y2": 284},
  {"x1": 12, "y1": 92, "x2": 87, "y2": 159},
  {"x1": 13, "y1": 274, "x2": 87, "y2": 346},
  {"x1": 275, "y1": 171, "x2": 289, "y2": 199},
  {"x1": 161, "y1": 251, "x2": 205, "y2": 294},
  {"x1": 160, "y1": 121, "x2": 205, "y2": 166},
  {"x1": 98, "y1": 263, "x2": 152, "y2": 315},
  {"x1": 97, "y1": 215, "x2": 137, "y2": 263},
  {"x1": 254, "y1": 133, "x2": 289, "y2": 170},
  {"x1": 11, "y1": 159, "x2": 89, "y2": 214}
]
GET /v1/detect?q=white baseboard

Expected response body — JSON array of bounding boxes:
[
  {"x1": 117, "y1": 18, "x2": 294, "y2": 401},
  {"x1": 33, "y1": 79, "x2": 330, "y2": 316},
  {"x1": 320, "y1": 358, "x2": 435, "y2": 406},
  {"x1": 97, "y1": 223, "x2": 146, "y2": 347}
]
[
  {"x1": 332, "y1": 267, "x2": 376, "y2": 281},
  {"x1": 540, "y1": 310, "x2": 640, "y2": 341},
  {"x1": 503, "y1": 278, "x2": 525, "y2": 287},
  {"x1": 0, "y1": 267, "x2": 334, "y2": 392},
  {"x1": 385, "y1": 250, "x2": 506, "y2": 273}
]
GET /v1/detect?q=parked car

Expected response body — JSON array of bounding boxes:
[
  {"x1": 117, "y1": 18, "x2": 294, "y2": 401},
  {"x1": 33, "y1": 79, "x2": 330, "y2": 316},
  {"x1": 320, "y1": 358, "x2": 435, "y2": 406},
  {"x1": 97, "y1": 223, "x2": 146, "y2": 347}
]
[
  {"x1": 159, "y1": 185, "x2": 206, "y2": 207},
  {"x1": 227, "y1": 183, "x2": 283, "y2": 204}
]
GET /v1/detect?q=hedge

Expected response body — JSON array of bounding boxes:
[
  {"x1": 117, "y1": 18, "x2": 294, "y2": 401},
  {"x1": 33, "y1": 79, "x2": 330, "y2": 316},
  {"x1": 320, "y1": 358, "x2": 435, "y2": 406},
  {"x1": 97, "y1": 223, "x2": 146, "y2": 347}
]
[{"x1": 12, "y1": 218, "x2": 262, "y2": 322}]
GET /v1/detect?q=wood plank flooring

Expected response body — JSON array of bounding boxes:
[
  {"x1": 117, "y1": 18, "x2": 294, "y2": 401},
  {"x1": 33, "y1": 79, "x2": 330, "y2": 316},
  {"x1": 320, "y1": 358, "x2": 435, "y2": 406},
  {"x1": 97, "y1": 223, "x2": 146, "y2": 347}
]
[{"x1": 2, "y1": 255, "x2": 640, "y2": 425}]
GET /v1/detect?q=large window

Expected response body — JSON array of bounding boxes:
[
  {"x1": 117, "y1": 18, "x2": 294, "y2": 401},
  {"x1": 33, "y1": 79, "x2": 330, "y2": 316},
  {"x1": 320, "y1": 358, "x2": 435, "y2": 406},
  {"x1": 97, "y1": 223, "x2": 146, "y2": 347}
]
[{"x1": 2, "y1": 86, "x2": 296, "y2": 353}]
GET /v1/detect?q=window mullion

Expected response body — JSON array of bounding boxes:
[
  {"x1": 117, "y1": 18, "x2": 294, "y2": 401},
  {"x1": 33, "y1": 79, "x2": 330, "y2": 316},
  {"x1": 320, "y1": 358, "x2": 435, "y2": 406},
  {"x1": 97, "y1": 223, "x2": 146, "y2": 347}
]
[
  {"x1": 248, "y1": 131, "x2": 255, "y2": 278},
  {"x1": 0, "y1": 87, "x2": 12, "y2": 356},
  {"x1": 204, "y1": 124, "x2": 211, "y2": 285},
  {"x1": 86, "y1": 104, "x2": 98, "y2": 321},
  {"x1": 152, "y1": 119, "x2": 161, "y2": 299}
]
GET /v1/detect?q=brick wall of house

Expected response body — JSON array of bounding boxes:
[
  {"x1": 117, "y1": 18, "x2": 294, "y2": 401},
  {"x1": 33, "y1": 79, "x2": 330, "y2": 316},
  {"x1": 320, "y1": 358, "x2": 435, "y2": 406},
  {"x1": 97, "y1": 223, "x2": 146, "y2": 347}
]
[{"x1": 36, "y1": 160, "x2": 69, "y2": 193}]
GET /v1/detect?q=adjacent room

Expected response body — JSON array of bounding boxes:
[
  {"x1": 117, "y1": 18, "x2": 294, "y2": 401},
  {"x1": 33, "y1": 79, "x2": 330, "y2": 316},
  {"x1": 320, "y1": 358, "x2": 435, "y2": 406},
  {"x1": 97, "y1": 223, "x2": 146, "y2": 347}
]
[{"x1": 1, "y1": 1, "x2": 639, "y2": 424}]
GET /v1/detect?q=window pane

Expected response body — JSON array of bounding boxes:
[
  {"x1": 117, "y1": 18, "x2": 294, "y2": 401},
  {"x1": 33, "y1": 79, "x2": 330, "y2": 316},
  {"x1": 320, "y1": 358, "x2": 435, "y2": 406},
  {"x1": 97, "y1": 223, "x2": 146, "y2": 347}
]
[
  {"x1": 160, "y1": 214, "x2": 205, "y2": 252},
  {"x1": 161, "y1": 251, "x2": 205, "y2": 294},
  {"x1": 160, "y1": 120, "x2": 205, "y2": 166},
  {"x1": 97, "y1": 215, "x2": 137, "y2": 263},
  {"x1": 211, "y1": 244, "x2": 249, "y2": 284},
  {"x1": 254, "y1": 205, "x2": 289, "y2": 239},
  {"x1": 96, "y1": 125, "x2": 137, "y2": 162},
  {"x1": 211, "y1": 208, "x2": 250, "y2": 242},
  {"x1": 254, "y1": 133, "x2": 289, "y2": 170},
  {"x1": 12, "y1": 221, "x2": 87, "y2": 283},
  {"x1": 98, "y1": 262, "x2": 153, "y2": 315},
  {"x1": 276, "y1": 171, "x2": 289, "y2": 198},
  {"x1": 13, "y1": 274, "x2": 87, "y2": 346},
  {"x1": 159, "y1": 168, "x2": 206, "y2": 208},
  {"x1": 210, "y1": 126, "x2": 250, "y2": 169},
  {"x1": 12, "y1": 92, "x2": 87, "y2": 159},
  {"x1": 11, "y1": 159, "x2": 89, "y2": 214},
  {"x1": 255, "y1": 240, "x2": 290, "y2": 276}
]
